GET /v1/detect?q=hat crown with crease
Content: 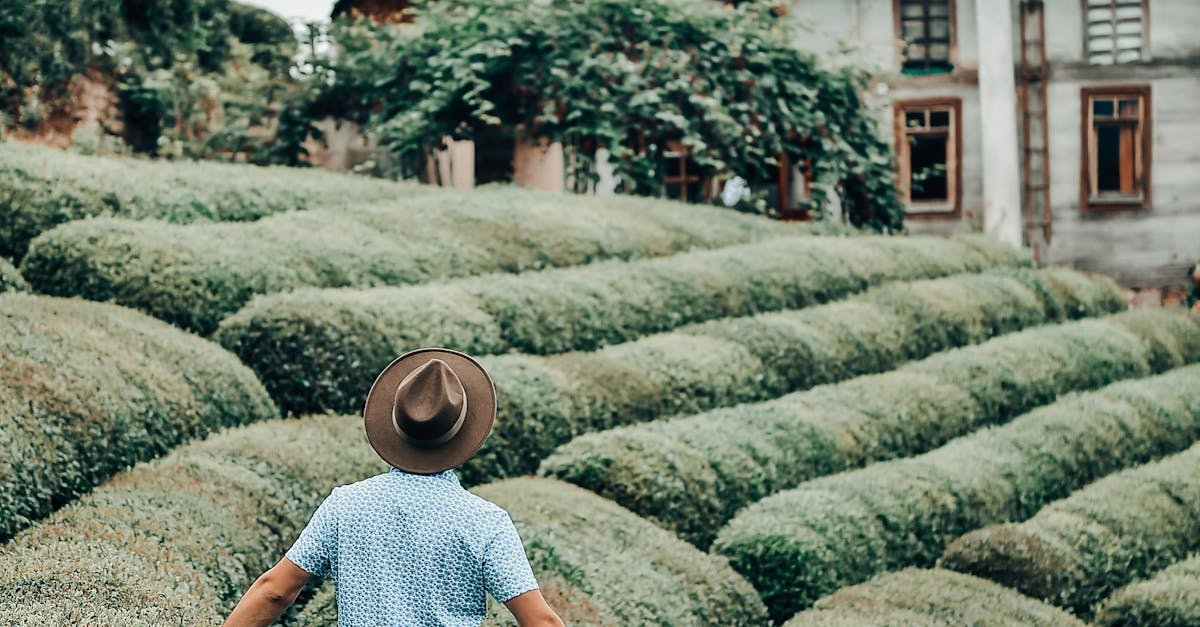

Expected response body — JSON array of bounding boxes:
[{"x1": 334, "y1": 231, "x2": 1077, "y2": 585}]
[
  {"x1": 392, "y1": 359, "x2": 466, "y2": 446},
  {"x1": 364, "y1": 348, "x2": 496, "y2": 474}
]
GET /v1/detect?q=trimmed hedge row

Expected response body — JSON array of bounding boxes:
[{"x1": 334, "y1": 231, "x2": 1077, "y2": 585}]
[
  {"x1": 784, "y1": 568, "x2": 1083, "y2": 626},
  {"x1": 0, "y1": 416, "x2": 768, "y2": 626},
  {"x1": 542, "y1": 310, "x2": 1199, "y2": 547},
  {"x1": 21, "y1": 186, "x2": 813, "y2": 334},
  {"x1": 0, "y1": 141, "x2": 410, "y2": 260},
  {"x1": 459, "y1": 269, "x2": 1125, "y2": 485},
  {"x1": 0, "y1": 256, "x2": 26, "y2": 292},
  {"x1": 216, "y1": 234, "x2": 1029, "y2": 415},
  {"x1": 0, "y1": 294, "x2": 277, "y2": 541},
  {"x1": 712, "y1": 357, "x2": 1200, "y2": 621},
  {"x1": 292, "y1": 478, "x2": 768, "y2": 627},
  {"x1": 939, "y1": 440, "x2": 1200, "y2": 617},
  {"x1": 1094, "y1": 555, "x2": 1200, "y2": 627}
]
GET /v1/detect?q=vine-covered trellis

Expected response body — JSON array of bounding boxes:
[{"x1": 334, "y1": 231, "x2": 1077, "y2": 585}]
[{"x1": 321, "y1": 0, "x2": 905, "y2": 230}]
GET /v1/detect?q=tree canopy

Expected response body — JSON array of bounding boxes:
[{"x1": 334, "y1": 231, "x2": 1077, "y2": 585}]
[{"x1": 322, "y1": 0, "x2": 904, "y2": 230}]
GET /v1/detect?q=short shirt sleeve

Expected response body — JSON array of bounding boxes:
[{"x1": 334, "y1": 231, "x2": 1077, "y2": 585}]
[
  {"x1": 482, "y1": 511, "x2": 539, "y2": 603},
  {"x1": 285, "y1": 488, "x2": 339, "y2": 578}
]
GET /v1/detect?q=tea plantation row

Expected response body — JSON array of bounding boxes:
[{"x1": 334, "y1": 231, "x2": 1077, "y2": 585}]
[
  {"x1": 20, "y1": 186, "x2": 817, "y2": 334},
  {"x1": 0, "y1": 142, "x2": 410, "y2": 260},
  {"x1": 216, "y1": 234, "x2": 1024, "y2": 414}
]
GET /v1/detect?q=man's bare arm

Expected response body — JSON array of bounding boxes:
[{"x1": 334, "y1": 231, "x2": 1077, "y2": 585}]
[
  {"x1": 223, "y1": 558, "x2": 313, "y2": 627},
  {"x1": 504, "y1": 588, "x2": 565, "y2": 627}
]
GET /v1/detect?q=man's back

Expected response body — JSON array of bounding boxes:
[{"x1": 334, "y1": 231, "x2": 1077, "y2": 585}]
[{"x1": 286, "y1": 468, "x2": 538, "y2": 627}]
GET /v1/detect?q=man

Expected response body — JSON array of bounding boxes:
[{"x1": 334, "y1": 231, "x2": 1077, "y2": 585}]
[{"x1": 225, "y1": 348, "x2": 565, "y2": 627}]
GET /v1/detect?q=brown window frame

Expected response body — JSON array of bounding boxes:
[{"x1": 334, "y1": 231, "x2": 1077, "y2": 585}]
[
  {"x1": 893, "y1": 97, "x2": 962, "y2": 217},
  {"x1": 1081, "y1": 0, "x2": 1149, "y2": 65},
  {"x1": 778, "y1": 152, "x2": 812, "y2": 221},
  {"x1": 893, "y1": 0, "x2": 957, "y2": 74},
  {"x1": 662, "y1": 140, "x2": 705, "y2": 203},
  {"x1": 1080, "y1": 85, "x2": 1152, "y2": 212}
]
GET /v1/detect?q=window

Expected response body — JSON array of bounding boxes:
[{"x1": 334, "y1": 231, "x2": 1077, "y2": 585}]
[
  {"x1": 895, "y1": 0, "x2": 955, "y2": 74},
  {"x1": 1082, "y1": 86, "x2": 1151, "y2": 210},
  {"x1": 662, "y1": 140, "x2": 706, "y2": 202},
  {"x1": 894, "y1": 98, "x2": 960, "y2": 215},
  {"x1": 1084, "y1": 0, "x2": 1146, "y2": 65}
]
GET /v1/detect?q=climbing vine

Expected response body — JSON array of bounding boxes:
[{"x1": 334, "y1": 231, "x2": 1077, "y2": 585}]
[{"x1": 323, "y1": 0, "x2": 905, "y2": 230}]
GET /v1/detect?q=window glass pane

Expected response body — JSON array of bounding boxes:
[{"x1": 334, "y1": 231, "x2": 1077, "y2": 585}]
[
  {"x1": 900, "y1": 1, "x2": 925, "y2": 18},
  {"x1": 1088, "y1": 22, "x2": 1114, "y2": 37},
  {"x1": 1115, "y1": 49, "x2": 1141, "y2": 63},
  {"x1": 664, "y1": 155, "x2": 685, "y2": 178},
  {"x1": 902, "y1": 19, "x2": 924, "y2": 40},
  {"x1": 1087, "y1": 36, "x2": 1115, "y2": 52},
  {"x1": 1115, "y1": 20, "x2": 1142, "y2": 35},
  {"x1": 928, "y1": 44, "x2": 950, "y2": 61},
  {"x1": 1093, "y1": 99, "x2": 1115, "y2": 117},
  {"x1": 1089, "y1": 53, "x2": 1115, "y2": 65},
  {"x1": 928, "y1": 19, "x2": 950, "y2": 40},
  {"x1": 1118, "y1": 98, "x2": 1139, "y2": 116},
  {"x1": 909, "y1": 134, "x2": 949, "y2": 201},
  {"x1": 907, "y1": 44, "x2": 927, "y2": 60},
  {"x1": 926, "y1": 0, "x2": 950, "y2": 17},
  {"x1": 930, "y1": 110, "x2": 951, "y2": 127},
  {"x1": 1115, "y1": 5, "x2": 1143, "y2": 20},
  {"x1": 1095, "y1": 124, "x2": 1122, "y2": 192},
  {"x1": 905, "y1": 111, "x2": 926, "y2": 128}
]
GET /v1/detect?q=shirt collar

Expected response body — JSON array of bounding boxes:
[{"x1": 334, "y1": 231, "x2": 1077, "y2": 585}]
[{"x1": 390, "y1": 467, "x2": 460, "y2": 484}]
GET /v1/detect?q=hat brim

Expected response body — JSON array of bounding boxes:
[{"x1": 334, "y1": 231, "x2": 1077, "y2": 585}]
[{"x1": 363, "y1": 348, "x2": 496, "y2": 474}]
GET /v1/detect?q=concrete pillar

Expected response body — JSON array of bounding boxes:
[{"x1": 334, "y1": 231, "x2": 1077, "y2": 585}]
[
  {"x1": 975, "y1": 0, "x2": 1023, "y2": 248},
  {"x1": 513, "y1": 138, "x2": 565, "y2": 193},
  {"x1": 434, "y1": 137, "x2": 475, "y2": 189}
]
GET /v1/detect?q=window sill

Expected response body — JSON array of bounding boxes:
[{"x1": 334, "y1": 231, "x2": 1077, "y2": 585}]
[
  {"x1": 1084, "y1": 198, "x2": 1150, "y2": 212},
  {"x1": 905, "y1": 202, "x2": 959, "y2": 218}
]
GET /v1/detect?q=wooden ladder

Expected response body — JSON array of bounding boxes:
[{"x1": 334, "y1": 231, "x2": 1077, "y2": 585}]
[{"x1": 1019, "y1": 0, "x2": 1052, "y2": 261}]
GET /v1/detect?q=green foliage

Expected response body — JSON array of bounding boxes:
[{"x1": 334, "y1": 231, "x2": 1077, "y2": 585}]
[
  {"x1": 324, "y1": 0, "x2": 905, "y2": 230},
  {"x1": 21, "y1": 185, "x2": 812, "y2": 334},
  {"x1": 0, "y1": 1, "x2": 303, "y2": 158},
  {"x1": 0, "y1": 294, "x2": 277, "y2": 541},
  {"x1": 1095, "y1": 555, "x2": 1200, "y2": 627},
  {"x1": 939, "y1": 440, "x2": 1200, "y2": 618},
  {"x1": 0, "y1": 416, "x2": 766, "y2": 626},
  {"x1": 216, "y1": 234, "x2": 1027, "y2": 415},
  {"x1": 784, "y1": 568, "x2": 1083, "y2": 626},
  {"x1": 0, "y1": 257, "x2": 26, "y2": 292},
  {"x1": 713, "y1": 353, "x2": 1200, "y2": 621},
  {"x1": 0, "y1": 142, "x2": 405, "y2": 260},
  {"x1": 457, "y1": 269, "x2": 1122, "y2": 485},
  {"x1": 542, "y1": 308, "x2": 1187, "y2": 548}
]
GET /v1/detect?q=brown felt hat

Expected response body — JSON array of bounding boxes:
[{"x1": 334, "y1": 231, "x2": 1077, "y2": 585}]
[{"x1": 363, "y1": 348, "x2": 496, "y2": 474}]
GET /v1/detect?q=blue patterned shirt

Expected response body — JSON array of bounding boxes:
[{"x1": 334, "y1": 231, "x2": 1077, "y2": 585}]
[{"x1": 285, "y1": 468, "x2": 539, "y2": 626}]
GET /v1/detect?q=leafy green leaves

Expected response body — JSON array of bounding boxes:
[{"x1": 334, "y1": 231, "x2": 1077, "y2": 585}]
[{"x1": 323, "y1": 0, "x2": 905, "y2": 230}]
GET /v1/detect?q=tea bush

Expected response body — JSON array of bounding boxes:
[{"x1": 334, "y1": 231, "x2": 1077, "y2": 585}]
[
  {"x1": 784, "y1": 568, "x2": 1082, "y2": 626},
  {"x1": 0, "y1": 142, "x2": 409, "y2": 260},
  {"x1": 712, "y1": 359, "x2": 1200, "y2": 620},
  {"x1": 0, "y1": 256, "x2": 26, "y2": 292},
  {"x1": 22, "y1": 186, "x2": 812, "y2": 333},
  {"x1": 460, "y1": 269, "x2": 1124, "y2": 485},
  {"x1": 542, "y1": 310, "x2": 1200, "y2": 546},
  {"x1": 0, "y1": 417, "x2": 767, "y2": 626},
  {"x1": 217, "y1": 234, "x2": 1028, "y2": 415},
  {"x1": 939, "y1": 441, "x2": 1200, "y2": 617},
  {"x1": 0, "y1": 294, "x2": 276, "y2": 541},
  {"x1": 1094, "y1": 555, "x2": 1200, "y2": 627}
]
